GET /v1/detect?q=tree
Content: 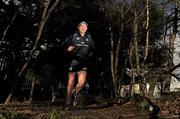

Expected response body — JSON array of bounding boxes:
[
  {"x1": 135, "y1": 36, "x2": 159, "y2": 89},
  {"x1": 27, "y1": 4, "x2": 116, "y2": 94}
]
[
  {"x1": 5, "y1": 0, "x2": 60, "y2": 104},
  {"x1": 0, "y1": 0, "x2": 176, "y2": 103}
]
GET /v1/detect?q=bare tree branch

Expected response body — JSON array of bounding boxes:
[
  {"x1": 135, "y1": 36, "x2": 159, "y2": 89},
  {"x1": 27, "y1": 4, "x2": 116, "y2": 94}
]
[
  {"x1": 18, "y1": 0, "x2": 60, "y2": 77},
  {"x1": 5, "y1": 0, "x2": 61, "y2": 104},
  {"x1": 0, "y1": 12, "x2": 17, "y2": 47}
]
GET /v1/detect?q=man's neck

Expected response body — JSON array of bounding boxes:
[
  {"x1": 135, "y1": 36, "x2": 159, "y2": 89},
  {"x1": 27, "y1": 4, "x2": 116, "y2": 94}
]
[{"x1": 80, "y1": 32, "x2": 85, "y2": 37}]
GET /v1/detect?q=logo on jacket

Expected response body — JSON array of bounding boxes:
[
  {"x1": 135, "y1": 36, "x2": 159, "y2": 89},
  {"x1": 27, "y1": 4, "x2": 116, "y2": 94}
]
[
  {"x1": 85, "y1": 38, "x2": 89, "y2": 41},
  {"x1": 76, "y1": 37, "x2": 80, "y2": 40}
]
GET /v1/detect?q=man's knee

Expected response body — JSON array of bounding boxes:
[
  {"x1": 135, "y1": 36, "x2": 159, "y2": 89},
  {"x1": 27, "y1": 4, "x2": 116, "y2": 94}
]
[
  {"x1": 77, "y1": 82, "x2": 85, "y2": 89},
  {"x1": 68, "y1": 73, "x2": 75, "y2": 85},
  {"x1": 68, "y1": 82, "x2": 74, "y2": 88}
]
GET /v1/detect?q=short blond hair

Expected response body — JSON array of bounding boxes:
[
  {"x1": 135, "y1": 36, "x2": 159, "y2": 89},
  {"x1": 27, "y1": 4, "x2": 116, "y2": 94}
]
[{"x1": 78, "y1": 21, "x2": 88, "y2": 27}]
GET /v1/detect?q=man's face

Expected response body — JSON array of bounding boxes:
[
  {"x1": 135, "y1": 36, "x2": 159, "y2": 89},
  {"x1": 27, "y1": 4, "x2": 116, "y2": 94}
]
[{"x1": 78, "y1": 23, "x2": 88, "y2": 34}]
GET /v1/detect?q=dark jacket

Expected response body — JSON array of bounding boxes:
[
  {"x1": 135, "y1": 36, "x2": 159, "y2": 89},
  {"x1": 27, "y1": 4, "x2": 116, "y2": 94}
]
[{"x1": 62, "y1": 32, "x2": 95, "y2": 61}]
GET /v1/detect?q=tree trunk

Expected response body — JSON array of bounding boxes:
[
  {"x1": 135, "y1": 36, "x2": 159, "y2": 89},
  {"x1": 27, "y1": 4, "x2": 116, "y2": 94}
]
[
  {"x1": 115, "y1": 25, "x2": 123, "y2": 95},
  {"x1": 144, "y1": 0, "x2": 150, "y2": 62},
  {"x1": 164, "y1": 3, "x2": 178, "y2": 92},
  {"x1": 133, "y1": 0, "x2": 140, "y2": 96},
  {"x1": 110, "y1": 25, "x2": 117, "y2": 97},
  {"x1": 140, "y1": 0, "x2": 150, "y2": 96},
  {"x1": 129, "y1": 44, "x2": 136, "y2": 98},
  {"x1": 5, "y1": 0, "x2": 60, "y2": 104},
  {"x1": 164, "y1": 33, "x2": 176, "y2": 92},
  {"x1": 134, "y1": 14, "x2": 140, "y2": 76},
  {"x1": 29, "y1": 79, "x2": 35, "y2": 103}
]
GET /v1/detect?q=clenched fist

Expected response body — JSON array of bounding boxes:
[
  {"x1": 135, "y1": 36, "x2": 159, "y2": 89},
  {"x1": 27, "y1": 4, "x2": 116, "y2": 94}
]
[{"x1": 67, "y1": 46, "x2": 75, "y2": 52}]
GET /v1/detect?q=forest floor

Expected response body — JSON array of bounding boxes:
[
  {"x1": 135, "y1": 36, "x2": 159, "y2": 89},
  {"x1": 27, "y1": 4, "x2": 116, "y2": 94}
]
[{"x1": 0, "y1": 93, "x2": 179, "y2": 119}]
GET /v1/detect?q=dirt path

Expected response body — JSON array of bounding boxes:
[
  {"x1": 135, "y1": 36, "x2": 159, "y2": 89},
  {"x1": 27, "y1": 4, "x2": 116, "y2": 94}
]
[
  {"x1": 0, "y1": 98, "x2": 179, "y2": 119},
  {"x1": 0, "y1": 102, "x2": 150, "y2": 119}
]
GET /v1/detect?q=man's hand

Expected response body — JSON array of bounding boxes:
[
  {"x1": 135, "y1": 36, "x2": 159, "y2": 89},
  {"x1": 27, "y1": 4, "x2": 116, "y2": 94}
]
[{"x1": 67, "y1": 46, "x2": 75, "y2": 52}]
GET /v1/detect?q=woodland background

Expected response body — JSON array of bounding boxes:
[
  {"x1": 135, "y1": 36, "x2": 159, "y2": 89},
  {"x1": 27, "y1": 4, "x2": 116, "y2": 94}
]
[{"x1": 0, "y1": 0, "x2": 180, "y2": 118}]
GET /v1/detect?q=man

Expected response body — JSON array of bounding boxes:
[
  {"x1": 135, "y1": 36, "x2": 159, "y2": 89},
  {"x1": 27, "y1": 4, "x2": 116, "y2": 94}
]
[{"x1": 62, "y1": 21, "x2": 95, "y2": 108}]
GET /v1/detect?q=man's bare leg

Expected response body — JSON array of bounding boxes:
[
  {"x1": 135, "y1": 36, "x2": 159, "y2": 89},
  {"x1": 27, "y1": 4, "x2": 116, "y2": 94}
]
[
  {"x1": 73, "y1": 71, "x2": 87, "y2": 105},
  {"x1": 66, "y1": 72, "x2": 75, "y2": 105}
]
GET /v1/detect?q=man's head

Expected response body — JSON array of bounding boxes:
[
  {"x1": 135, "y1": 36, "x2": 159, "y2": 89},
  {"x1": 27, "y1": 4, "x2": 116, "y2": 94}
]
[{"x1": 78, "y1": 21, "x2": 88, "y2": 35}]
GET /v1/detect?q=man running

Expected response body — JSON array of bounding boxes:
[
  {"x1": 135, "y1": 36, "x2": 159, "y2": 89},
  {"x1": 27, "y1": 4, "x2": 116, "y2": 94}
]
[{"x1": 62, "y1": 21, "x2": 95, "y2": 108}]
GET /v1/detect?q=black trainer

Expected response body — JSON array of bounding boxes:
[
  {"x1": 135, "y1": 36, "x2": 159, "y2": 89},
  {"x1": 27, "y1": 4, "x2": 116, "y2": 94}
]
[
  {"x1": 64, "y1": 101, "x2": 70, "y2": 110},
  {"x1": 73, "y1": 95, "x2": 79, "y2": 106},
  {"x1": 73, "y1": 92, "x2": 82, "y2": 106}
]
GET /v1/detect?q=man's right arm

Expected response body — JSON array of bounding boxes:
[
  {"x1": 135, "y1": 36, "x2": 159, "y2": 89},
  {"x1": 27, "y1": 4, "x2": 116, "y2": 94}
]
[{"x1": 62, "y1": 35, "x2": 75, "y2": 52}]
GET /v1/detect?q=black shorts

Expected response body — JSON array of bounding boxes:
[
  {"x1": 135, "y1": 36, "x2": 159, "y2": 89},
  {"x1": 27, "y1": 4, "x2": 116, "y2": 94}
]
[{"x1": 68, "y1": 59, "x2": 87, "y2": 72}]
